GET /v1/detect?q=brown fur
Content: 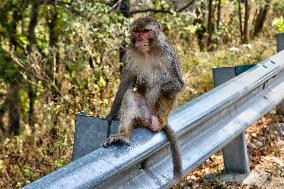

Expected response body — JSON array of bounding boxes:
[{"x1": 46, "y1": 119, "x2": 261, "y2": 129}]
[{"x1": 103, "y1": 17, "x2": 184, "y2": 179}]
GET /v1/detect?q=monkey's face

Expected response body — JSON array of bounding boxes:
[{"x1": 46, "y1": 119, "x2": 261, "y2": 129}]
[
  {"x1": 130, "y1": 17, "x2": 161, "y2": 53},
  {"x1": 132, "y1": 27, "x2": 155, "y2": 53}
]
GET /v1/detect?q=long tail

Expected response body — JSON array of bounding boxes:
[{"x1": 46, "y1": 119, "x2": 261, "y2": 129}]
[{"x1": 164, "y1": 125, "x2": 183, "y2": 179}]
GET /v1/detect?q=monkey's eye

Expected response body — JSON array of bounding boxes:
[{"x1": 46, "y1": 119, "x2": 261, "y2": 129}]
[{"x1": 143, "y1": 29, "x2": 151, "y2": 33}]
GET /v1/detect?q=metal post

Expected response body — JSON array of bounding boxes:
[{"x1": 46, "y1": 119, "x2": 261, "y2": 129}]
[
  {"x1": 71, "y1": 112, "x2": 118, "y2": 161},
  {"x1": 276, "y1": 33, "x2": 284, "y2": 115},
  {"x1": 212, "y1": 67, "x2": 250, "y2": 176},
  {"x1": 222, "y1": 133, "x2": 250, "y2": 174},
  {"x1": 277, "y1": 33, "x2": 284, "y2": 53}
]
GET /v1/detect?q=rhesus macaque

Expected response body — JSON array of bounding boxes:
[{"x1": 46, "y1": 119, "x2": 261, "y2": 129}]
[{"x1": 102, "y1": 17, "x2": 184, "y2": 178}]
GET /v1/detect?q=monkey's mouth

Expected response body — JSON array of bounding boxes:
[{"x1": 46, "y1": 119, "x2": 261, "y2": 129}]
[{"x1": 135, "y1": 42, "x2": 150, "y2": 52}]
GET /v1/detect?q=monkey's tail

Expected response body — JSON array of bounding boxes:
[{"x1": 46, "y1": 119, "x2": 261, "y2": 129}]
[{"x1": 164, "y1": 125, "x2": 183, "y2": 179}]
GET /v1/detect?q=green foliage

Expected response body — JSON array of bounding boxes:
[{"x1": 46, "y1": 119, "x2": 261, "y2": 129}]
[
  {"x1": 0, "y1": 48, "x2": 19, "y2": 82},
  {"x1": 0, "y1": 0, "x2": 281, "y2": 188},
  {"x1": 153, "y1": 11, "x2": 197, "y2": 46},
  {"x1": 70, "y1": 2, "x2": 129, "y2": 64},
  {"x1": 54, "y1": 159, "x2": 65, "y2": 167},
  {"x1": 22, "y1": 165, "x2": 33, "y2": 177},
  {"x1": 272, "y1": 17, "x2": 284, "y2": 32},
  {"x1": 19, "y1": 89, "x2": 29, "y2": 117},
  {"x1": 273, "y1": 0, "x2": 284, "y2": 17}
]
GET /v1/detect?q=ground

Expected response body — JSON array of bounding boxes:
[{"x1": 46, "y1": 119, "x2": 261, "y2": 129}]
[{"x1": 177, "y1": 112, "x2": 284, "y2": 189}]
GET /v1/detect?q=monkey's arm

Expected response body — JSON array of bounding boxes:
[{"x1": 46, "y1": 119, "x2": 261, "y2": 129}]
[
  {"x1": 161, "y1": 68, "x2": 184, "y2": 99},
  {"x1": 106, "y1": 75, "x2": 136, "y2": 122},
  {"x1": 161, "y1": 49, "x2": 184, "y2": 98},
  {"x1": 161, "y1": 79, "x2": 184, "y2": 99}
]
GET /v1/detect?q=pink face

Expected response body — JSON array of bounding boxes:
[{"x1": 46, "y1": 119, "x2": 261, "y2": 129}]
[{"x1": 132, "y1": 28, "x2": 154, "y2": 52}]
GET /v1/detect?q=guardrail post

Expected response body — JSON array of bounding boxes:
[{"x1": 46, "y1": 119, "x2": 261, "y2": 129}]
[
  {"x1": 213, "y1": 67, "x2": 250, "y2": 175},
  {"x1": 71, "y1": 112, "x2": 118, "y2": 161},
  {"x1": 276, "y1": 33, "x2": 284, "y2": 115},
  {"x1": 222, "y1": 132, "x2": 250, "y2": 174}
]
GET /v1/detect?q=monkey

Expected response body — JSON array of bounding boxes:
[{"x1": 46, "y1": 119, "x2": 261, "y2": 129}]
[{"x1": 102, "y1": 17, "x2": 184, "y2": 179}]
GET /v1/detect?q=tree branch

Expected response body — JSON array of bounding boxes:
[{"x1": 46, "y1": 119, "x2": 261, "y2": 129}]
[
  {"x1": 108, "y1": 0, "x2": 123, "y2": 13},
  {"x1": 177, "y1": 0, "x2": 195, "y2": 12},
  {"x1": 44, "y1": 0, "x2": 82, "y2": 16},
  {"x1": 130, "y1": 8, "x2": 172, "y2": 15},
  {"x1": 129, "y1": 0, "x2": 195, "y2": 15}
]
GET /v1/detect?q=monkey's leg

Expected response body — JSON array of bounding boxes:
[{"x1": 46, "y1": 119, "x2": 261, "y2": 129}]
[
  {"x1": 148, "y1": 115, "x2": 161, "y2": 132},
  {"x1": 102, "y1": 90, "x2": 140, "y2": 147},
  {"x1": 155, "y1": 97, "x2": 175, "y2": 128},
  {"x1": 139, "y1": 101, "x2": 161, "y2": 132}
]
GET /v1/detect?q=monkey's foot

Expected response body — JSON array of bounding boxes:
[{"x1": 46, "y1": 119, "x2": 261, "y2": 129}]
[
  {"x1": 102, "y1": 134, "x2": 130, "y2": 148},
  {"x1": 148, "y1": 115, "x2": 161, "y2": 132}
]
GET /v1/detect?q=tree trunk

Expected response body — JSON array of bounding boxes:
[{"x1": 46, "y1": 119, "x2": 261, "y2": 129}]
[
  {"x1": 243, "y1": 0, "x2": 250, "y2": 43},
  {"x1": 238, "y1": 0, "x2": 243, "y2": 37},
  {"x1": 27, "y1": 0, "x2": 41, "y2": 126},
  {"x1": 253, "y1": 0, "x2": 271, "y2": 37},
  {"x1": 27, "y1": 0, "x2": 41, "y2": 52},
  {"x1": 7, "y1": 82, "x2": 20, "y2": 135},
  {"x1": 6, "y1": 9, "x2": 21, "y2": 136},
  {"x1": 118, "y1": 0, "x2": 130, "y2": 17},
  {"x1": 0, "y1": 105, "x2": 6, "y2": 135},
  {"x1": 118, "y1": 0, "x2": 130, "y2": 62},
  {"x1": 10, "y1": 10, "x2": 21, "y2": 50},
  {"x1": 216, "y1": 0, "x2": 222, "y2": 30},
  {"x1": 47, "y1": 5, "x2": 62, "y2": 101},
  {"x1": 47, "y1": 5, "x2": 58, "y2": 48},
  {"x1": 28, "y1": 85, "x2": 37, "y2": 126},
  {"x1": 207, "y1": 0, "x2": 214, "y2": 47},
  {"x1": 194, "y1": 8, "x2": 206, "y2": 51}
]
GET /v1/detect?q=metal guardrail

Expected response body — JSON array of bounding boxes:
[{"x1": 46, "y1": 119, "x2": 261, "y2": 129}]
[{"x1": 23, "y1": 50, "x2": 284, "y2": 189}]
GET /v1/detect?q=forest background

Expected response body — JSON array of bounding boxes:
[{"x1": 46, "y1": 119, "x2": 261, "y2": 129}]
[{"x1": 0, "y1": 0, "x2": 284, "y2": 188}]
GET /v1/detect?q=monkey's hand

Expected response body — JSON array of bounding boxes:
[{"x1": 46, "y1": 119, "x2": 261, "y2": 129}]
[
  {"x1": 148, "y1": 115, "x2": 161, "y2": 132},
  {"x1": 102, "y1": 134, "x2": 130, "y2": 148},
  {"x1": 161, "y1": 79, "x2": 183, "y2": 99}
]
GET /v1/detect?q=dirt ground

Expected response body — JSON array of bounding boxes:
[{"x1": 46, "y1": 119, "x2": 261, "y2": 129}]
[{"x1": 177, "y1": 113, "x2": 284, "y2": 189}]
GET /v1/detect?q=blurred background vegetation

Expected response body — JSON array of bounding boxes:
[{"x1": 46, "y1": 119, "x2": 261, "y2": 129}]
[{"x1": 0, "y1": 0, "x2": 283, "y2": 188}]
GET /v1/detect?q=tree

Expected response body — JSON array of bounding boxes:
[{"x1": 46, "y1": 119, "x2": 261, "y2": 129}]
[
  {"x1": 27, "y1": 0, "x2": 42, "y2": 126},
  {"x1": 207, "y1": 0, "x2": 214, "y2": 47},
  {"x1": 253, "y1": 0, "x2": 271, "y2": 37},
  {"x1": 243, "y1": 0, "x2": 250, "y2": 43},
  {"x1": 237, "y1": 0, "x2": 250, "y2": 43},
  {"x1": 216, "y1": 0, "x2": 222, "y2": 30},
  {"x1": 0, "y1": 1, "x2": 27, "y2": 135}
]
